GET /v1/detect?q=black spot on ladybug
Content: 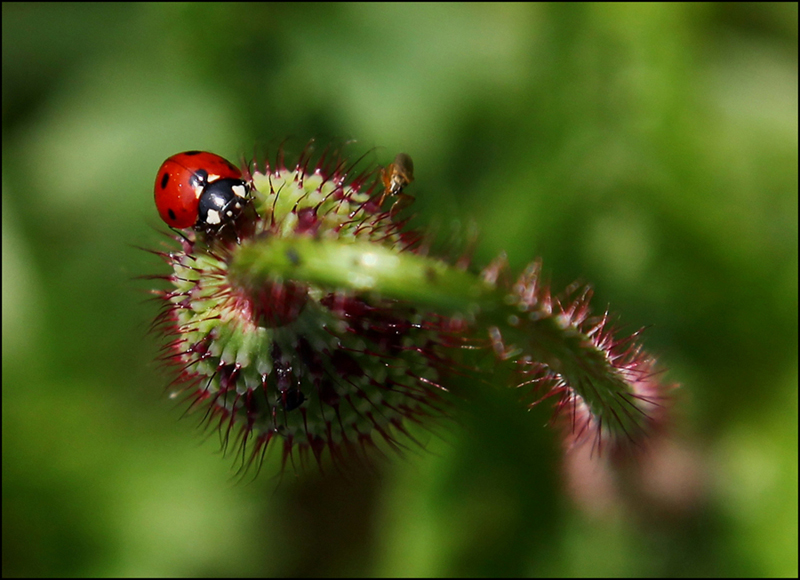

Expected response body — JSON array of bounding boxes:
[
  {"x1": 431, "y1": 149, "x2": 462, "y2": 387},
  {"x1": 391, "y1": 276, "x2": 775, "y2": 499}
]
[
  {"x1": 168, "y1": 208, "x2": 177, "y2": 220},
  {"x1": 185, "y1": 150, "x2": 202, "y2": 156},
  {"x1": 160, "y1": 172, "x2": 170, "y2": 190}
]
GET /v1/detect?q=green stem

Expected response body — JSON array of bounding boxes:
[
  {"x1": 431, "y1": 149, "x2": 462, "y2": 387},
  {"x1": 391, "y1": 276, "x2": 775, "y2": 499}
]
[
  {"x1": 227, "y1": 236, "x2": 645, "y2": 437},
  {"x1": 228, "y1": 237, "x2": 501, "y2": 315}
]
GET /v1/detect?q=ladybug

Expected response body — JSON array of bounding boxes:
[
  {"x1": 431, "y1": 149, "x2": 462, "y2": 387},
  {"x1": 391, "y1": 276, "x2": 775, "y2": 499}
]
[{"x1": 154, "y1": 151, "x2": 250, "y2": 230}]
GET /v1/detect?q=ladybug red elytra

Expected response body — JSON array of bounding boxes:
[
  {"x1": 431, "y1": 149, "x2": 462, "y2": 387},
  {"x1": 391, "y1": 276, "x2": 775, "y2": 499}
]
[{"x1": 154, "y1": 151, "x2": 250, "y2": 230}]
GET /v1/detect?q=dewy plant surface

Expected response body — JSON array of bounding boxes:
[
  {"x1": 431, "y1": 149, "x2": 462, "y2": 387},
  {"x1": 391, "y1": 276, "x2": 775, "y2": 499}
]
[{"x1": 149, "y1": 144, "x2": 674, "y2": 474}]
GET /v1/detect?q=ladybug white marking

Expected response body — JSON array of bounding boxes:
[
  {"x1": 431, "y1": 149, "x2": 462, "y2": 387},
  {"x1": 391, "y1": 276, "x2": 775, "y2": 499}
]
[{"x1": 206, "y1": 209, "x2": 222, "y2": 225}]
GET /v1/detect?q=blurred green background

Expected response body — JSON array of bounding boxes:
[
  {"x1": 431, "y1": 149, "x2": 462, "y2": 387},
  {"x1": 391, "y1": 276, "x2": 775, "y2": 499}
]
[{"x1": 2, "y1": 2, "x2": 796, "y2": 577}]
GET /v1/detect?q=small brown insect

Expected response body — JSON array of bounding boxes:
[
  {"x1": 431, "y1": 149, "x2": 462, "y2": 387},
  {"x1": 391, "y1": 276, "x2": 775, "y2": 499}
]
[{"x1": 379, "y1": 152, "x2": 415, "y2": 215}]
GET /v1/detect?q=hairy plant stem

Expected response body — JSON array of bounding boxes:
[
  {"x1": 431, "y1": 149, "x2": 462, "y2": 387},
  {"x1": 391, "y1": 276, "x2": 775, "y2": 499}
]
[
  {"x1": 228, "y1": 236, "x2": 498, "y2": 315},
  {"x1": 227, "y1": 236, "x2": 639, "y2": 436}
]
